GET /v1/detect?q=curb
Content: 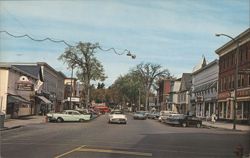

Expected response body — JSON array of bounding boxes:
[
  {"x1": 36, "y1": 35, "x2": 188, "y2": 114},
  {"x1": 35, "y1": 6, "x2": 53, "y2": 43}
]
[
  {"x1": 202, "y1": 124, "x2": 245, "y2": 132},
  {"x1": 0, "y1": 125, "x2": 23, "y2": 131}
]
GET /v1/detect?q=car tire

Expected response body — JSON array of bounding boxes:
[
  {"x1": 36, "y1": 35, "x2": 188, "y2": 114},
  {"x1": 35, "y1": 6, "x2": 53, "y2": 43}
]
[
  {"x1": 79, "y1": 119, "x2": 85, "y2": 122},
  {"x1": 182, "y1": 122, "x2": 187, "y2": 127},
  {"x1": 57, "y1": 117, "x2": 63, "y2": 123},
  {"x1": 196, "y1": 123, "x2": 201, "y2": 128}
]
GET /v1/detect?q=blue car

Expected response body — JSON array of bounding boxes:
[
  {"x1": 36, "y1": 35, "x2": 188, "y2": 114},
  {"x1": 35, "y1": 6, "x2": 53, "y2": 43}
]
[{"x1": 133, "y1": 111, "x2": 147, "y2": 120}]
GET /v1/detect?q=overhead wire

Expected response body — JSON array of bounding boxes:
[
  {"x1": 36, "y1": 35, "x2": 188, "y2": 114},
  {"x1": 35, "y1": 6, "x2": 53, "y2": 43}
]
[{"x1": 0, "y1": 30, "x2": 135, "y2": 57}]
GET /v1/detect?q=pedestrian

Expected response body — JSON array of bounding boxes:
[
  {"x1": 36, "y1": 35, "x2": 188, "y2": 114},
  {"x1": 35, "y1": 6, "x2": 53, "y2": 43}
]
[
  {"x1": 206, "y1": 111, "x2": 209, "y2": 122},
  {"x1": 211, "y1": 113, "x2": 217, "y2": 123}
]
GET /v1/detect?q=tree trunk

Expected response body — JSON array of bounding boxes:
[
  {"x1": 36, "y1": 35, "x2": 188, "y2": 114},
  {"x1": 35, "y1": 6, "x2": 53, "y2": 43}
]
[{"x1": 145, "y1": 89, "x2": 149, "y2": 111}]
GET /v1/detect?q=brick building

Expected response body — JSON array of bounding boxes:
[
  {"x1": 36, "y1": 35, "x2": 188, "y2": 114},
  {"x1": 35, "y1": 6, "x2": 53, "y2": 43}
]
[{"x1": 215, "y1": 28, "x2": 250, "y2": 122}]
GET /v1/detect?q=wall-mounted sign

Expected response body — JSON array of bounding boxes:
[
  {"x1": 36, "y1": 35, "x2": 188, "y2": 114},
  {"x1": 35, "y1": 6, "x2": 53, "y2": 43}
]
[
  {"x1": 67, "y1": 97, "x2": 80, "y2": 102},
  {"x1": 195, "y1": 96, "x2": 203, "y2": 103},
  {"x1": 16, "y1": 76, "x2": 34, "y2": 91}
]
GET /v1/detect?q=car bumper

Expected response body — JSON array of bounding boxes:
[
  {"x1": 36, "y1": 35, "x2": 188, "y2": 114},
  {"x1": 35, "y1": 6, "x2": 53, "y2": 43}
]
[
  {"x1": 133, "y1": 116, "x2": 146, "y2": 119},
  {"x1": 109, "y1": 118, "x2": 127, "y2": 123}
]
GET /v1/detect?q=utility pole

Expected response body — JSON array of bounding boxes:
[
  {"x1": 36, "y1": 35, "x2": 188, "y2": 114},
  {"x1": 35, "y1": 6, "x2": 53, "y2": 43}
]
[{"x1": 138, "y1": 88, "x2": 141, "y2": 111}]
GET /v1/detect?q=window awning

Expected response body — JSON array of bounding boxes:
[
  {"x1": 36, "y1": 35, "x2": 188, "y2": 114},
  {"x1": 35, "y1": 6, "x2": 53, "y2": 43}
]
[
  {"x1": 37, "y1": 96, "x2": 52, "y2": 104},
  {"x1": 8, "y1": 95, "x2": 30, "y2": 104}
]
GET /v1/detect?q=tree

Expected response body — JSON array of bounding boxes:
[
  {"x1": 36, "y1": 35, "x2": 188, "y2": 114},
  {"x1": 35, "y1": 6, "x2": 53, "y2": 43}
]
[
  {"x1": 133, "y1": 62, "x2": 170, "y2": 111},
  {"x1": 110, "y1": 72, "x2": 144, "y2": 111},
  {"x1": 58, "y1": 42, "x2": 106, "y2": 107}
]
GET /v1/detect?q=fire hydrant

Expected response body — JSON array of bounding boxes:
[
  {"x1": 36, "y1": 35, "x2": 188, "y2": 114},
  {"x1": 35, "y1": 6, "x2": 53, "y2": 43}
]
[{"x1": 234, "y1": 144, "x2": 243, "y2": 158}]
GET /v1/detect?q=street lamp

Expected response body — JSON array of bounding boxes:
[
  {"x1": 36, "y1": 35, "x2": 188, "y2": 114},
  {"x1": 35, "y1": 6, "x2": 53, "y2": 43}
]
[
  {"x1": 126, "y1": 51, "x2": 136, "y2": 59},
  {"x1": 69, "y1": 63, "x2": 76, "y2": 110},
  {"x1": 215, "y1": 33, "x2": 239, "y2": 130}
]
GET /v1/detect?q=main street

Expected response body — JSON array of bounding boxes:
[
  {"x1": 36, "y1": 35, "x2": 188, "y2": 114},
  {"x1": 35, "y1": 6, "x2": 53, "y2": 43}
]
[{"x1": 1, "y1": 114, "x2": 249, "y2": 158}]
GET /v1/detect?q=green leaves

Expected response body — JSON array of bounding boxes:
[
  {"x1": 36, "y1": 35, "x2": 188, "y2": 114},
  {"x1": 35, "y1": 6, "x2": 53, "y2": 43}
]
[{"x1": 58, "y1": 42, "x2": 106, "y2": 106}]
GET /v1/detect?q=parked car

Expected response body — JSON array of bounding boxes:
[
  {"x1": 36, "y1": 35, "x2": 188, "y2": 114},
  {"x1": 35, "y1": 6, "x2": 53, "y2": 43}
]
[
  {"x1": 108, "y1": 110, "x2": 127, "y2": 124},
  {"x1": 133, "y1": 111, "x2": 147, "y2": 120},
  {"x1": 148, "y1": 111, "x2": 160, "y2": 119},
  {"x1": 161, "y1": 111, "x2": 178, "y2": 122},
  {"x1": 158, "y1": 111, "x2": 175, "y2": 122},
  {"x1": 165, "y1": 114, "x2": 202, "y2": 128},
  {"x1": 47, "y1": 110, "x2": 91, "y2": 122}
]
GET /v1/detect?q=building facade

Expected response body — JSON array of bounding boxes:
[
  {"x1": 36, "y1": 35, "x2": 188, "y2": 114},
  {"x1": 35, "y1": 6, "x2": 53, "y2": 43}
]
[
  {"x1": 215, "y1": 28, "x2": 250, "y2": 122},
  {"x1": 0, "y1": 62, "x2": 66, "y2": 118},
  {"x1": 192, "y1": 59, "x2": 219, "y2": 118},
  {"x1": 169, "y1": 78, "x2": 181, "y2": 113},
  {"x1": 178, "y1": 73, "x2": 192, "y2": 115},
  {"x1": 157, "y1": 79, "x2": 171, "y2": 111},
  {"x1": 0, "y1": 63, "x2": 38, "y2": 118}
]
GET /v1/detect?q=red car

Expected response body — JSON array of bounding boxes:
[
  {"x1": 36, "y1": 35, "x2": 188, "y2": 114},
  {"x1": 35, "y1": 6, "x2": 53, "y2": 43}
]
[{"x1": 94, "y1": 106, "x2": 110, "y2": 114}]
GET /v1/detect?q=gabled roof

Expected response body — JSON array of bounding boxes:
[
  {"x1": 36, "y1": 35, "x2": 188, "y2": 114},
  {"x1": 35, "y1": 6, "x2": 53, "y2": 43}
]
[
  {"x1": 192, "y1": 56, "x2": 207, "y2": 73},
  {"x1": 13, "y1": 65, "x2": 41, "y2": 78},
  {"x1": 179, "y1": 73, "x2": 192, "y2": 92}
]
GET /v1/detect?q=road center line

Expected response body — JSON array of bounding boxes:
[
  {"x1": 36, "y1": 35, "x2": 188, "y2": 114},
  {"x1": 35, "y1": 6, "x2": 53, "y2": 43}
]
[
  {"x1": 77, "y1": 148, "x2": 153, "y2": 157},
  {"x1": 54, "y1": 145, "x2": 86, "y2": 158}
]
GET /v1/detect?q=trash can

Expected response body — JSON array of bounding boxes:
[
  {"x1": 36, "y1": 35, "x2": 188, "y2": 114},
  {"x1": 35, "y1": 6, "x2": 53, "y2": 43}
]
[{"x1": 0, "y1": 112, "x2": 5, "y2": 128}]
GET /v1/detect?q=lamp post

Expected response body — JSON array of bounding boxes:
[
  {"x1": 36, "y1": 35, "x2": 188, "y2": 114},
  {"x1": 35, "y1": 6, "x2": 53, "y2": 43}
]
[
  {"x1": 215, "y1": 33, "x2": 239, "y2": 130},
  {"x1": 69, "y1": 64, "x2": 75, "y2": 110}
]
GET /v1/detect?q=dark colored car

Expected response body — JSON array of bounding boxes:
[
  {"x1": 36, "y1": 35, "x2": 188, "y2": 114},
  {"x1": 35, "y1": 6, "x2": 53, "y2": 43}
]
[
  {"x1": 148, "y1": 112, "x2": 160, "y2": 119},
  {"x1": 165, "y1": 114, "x2": 202, "y2": 128}
]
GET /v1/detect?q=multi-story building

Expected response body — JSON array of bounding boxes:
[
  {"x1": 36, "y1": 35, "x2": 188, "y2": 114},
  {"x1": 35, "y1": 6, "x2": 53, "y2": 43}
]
[
  {"x1": 0, "y1": 62, "x2": 66, "y2": 117},
  {"x1": 169, "y1": 78, "x2": 181, "y2": 113},
  {"x1": 191, "y1": 58, "x2": 219, "y2": 118},
  {"x1": 157, "y1": 79, "x2": 171, "y2": 111},
  {"x1": 0, "y1": 63, "x2": 38, "y2": 118},
  {"x1": 64, "y1": 78, "x2": 78, "y2": 109},
  {"x1": 178, "y1": 73, "x2": 192, "y2": 114},
  {"x1": 215, "y1": 28, "x2": 250, "y2": 122}
]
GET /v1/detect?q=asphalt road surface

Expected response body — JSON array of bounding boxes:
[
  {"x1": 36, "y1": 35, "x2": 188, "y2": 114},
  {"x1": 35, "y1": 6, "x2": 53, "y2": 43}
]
[{"x1": 1, "y1": 114, "x2": 249, "y2": 158}]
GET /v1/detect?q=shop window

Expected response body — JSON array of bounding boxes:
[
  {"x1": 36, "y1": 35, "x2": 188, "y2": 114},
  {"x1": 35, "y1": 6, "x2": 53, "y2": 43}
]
[
  {"x1": 248, "y1": 75, "x2": 250, "y2": 86},
  {"x1": 243, "y1": 102, "x2": 250, "y2": 119}
]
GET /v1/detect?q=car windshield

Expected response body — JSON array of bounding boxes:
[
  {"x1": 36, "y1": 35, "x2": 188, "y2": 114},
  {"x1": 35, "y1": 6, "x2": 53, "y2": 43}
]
[
  {"x1": 111, "y1": 111, "x2": 123, "y2": 114},
  {"x1": 136, "y1": 111, "x2": 145, "y2": 115}
]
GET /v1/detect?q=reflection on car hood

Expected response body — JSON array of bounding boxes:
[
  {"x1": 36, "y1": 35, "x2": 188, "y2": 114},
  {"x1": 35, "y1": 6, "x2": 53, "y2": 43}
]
[{"x1": 109, "y1": 114, "x2": 126, "y2": 118}]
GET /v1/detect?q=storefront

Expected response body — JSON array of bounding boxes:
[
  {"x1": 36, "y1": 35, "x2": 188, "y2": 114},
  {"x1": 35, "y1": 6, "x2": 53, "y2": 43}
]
[{"x1": 7, "y1": 94, "x2": 31, "y2": 118}]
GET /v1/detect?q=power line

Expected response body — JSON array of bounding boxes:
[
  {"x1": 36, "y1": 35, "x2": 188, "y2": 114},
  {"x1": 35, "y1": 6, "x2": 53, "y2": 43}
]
[
  {"x1": 0, "y1": 30, "x2": 73, "y2": 47},
  {"x1": 0, "y1": 30, "x2": 136, "y2": 58}
]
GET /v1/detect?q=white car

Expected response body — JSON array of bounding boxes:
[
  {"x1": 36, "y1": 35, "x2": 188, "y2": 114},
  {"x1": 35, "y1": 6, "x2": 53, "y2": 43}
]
[
  {"x1": 47, "y1": 110, "x2": 91, "y2": 122},
  {"x1": 158, "y1": 111, "x2": 175, "y2": 122},
  {"x1": 108, "y1": 110, "x2": 127, "y2": 124}
]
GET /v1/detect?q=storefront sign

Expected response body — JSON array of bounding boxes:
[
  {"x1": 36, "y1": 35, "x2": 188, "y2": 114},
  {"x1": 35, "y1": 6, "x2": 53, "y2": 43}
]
[
  {"x1": 195, "y1": 96, "x2": 203, "y2": 103},
  {"x1": 67, "y1": 97, "x2": 80, "y2": 102},
  {"x1": 237, "y1": 89, "x2": 250, "y2": 97},
  {"x1": 16, "y1": 76, "x2": 34, "y2": 91},
  {"x1": 218, "y1": 92, "x2": 230, "y2": 99}
]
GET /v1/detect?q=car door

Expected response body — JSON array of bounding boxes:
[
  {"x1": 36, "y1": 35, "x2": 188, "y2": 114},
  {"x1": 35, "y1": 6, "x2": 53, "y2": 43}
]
[
  {"x1": 63, "y1": 111, "x2": 73, "y2": 121},
  {"x1": 187, "y1": 116, "x2": 195, "y2": 126},
  {"x1": 72, "y1": 111, "x2": 81, "y2": 121}
]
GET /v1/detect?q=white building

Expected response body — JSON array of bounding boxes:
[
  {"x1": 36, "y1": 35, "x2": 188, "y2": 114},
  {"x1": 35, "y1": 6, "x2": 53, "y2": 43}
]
[{"x1": 191, "y1": 58, "x2": 219, "y2": 118}]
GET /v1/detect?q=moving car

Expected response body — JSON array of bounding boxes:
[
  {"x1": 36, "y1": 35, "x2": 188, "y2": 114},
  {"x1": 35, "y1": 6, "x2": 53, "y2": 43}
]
[
  {"x1": 133, "y1": 111, "x2": 147, "y2": 120},
  {"x1": 165, "y1": 114, "x2": 202, "y2": 128},
  {"x1": 47, "y1": 110, "x2": 91, "y2": 122},
  {"x1": 108, "y1": 110, "x2": 127, "y2": 124}
]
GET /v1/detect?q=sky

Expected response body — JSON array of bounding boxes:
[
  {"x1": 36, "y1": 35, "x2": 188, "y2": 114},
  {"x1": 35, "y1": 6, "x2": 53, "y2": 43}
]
[{"x1": 0, "y1": 0, "x2": 249, "y2": 86}]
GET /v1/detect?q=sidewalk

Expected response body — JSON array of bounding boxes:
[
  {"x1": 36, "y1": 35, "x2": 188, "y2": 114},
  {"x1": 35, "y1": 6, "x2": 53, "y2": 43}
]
[
  {"x1": 203, "y1": 121, "x2": 250, "y2": 131},
  {"x1": 0, "y1": 115, "x2": 47, "y2": 131}
]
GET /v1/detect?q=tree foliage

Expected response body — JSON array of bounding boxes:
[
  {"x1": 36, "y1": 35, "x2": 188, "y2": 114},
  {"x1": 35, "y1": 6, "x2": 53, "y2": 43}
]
[
  {"x1": 110, "y1": 72, "x2": 145, "y2": 110},
  {"x1": 58, "y1": 42, "x2": 106, "y2": 107},
  {"x1": 133, "y1": 62, "x2": 170, "y2": 110}
]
